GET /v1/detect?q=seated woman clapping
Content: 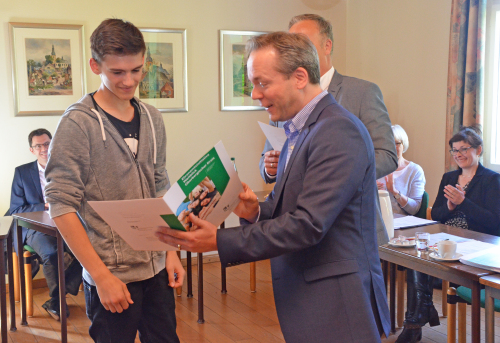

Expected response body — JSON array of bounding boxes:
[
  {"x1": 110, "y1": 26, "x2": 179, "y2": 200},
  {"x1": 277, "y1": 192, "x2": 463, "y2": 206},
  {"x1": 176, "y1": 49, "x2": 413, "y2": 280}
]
[{"x1": 431, "y1": 125, "x2": 500, "y2": 235}]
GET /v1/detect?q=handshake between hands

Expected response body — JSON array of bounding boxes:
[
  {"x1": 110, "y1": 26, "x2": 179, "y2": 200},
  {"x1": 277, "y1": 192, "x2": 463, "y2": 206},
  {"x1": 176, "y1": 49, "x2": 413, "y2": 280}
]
[{"x1": 155, "y1": 182, "x2": 259, "y2": 253}]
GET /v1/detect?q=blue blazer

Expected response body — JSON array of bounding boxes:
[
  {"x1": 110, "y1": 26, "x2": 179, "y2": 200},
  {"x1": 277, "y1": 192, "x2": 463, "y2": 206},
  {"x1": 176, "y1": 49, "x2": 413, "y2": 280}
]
[
  {"x1": 431, "y1": 163, "x2": 500, "y2": 236},
  {"x1": 9, "y1": 161, "x2": 46, "y2": 254},
  {"x1": 218, "y1": 94, "x2": 390, "y2": 343}
]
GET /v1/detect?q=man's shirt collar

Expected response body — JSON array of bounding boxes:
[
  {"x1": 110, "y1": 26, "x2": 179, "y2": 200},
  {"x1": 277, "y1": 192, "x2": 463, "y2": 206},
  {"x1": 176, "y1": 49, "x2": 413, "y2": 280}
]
[
  {"x1": 283, "y1": 90, "x2": 328, "y2": 138},
  {"x1": 320, "y1": 67, "x2": 335, "y2": 91}
]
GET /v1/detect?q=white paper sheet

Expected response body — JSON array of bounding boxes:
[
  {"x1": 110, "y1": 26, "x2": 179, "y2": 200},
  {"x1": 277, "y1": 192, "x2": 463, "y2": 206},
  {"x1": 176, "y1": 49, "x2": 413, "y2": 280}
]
[
  {"x1": 258, "y1": 121, "x2": 287, "y2": 152},
  {"x1": 393, "y1": 216, "x2": 438, "y2": 230},
  {"x1": 428, "y1": 233, "x2": 471, "y2": 246}
]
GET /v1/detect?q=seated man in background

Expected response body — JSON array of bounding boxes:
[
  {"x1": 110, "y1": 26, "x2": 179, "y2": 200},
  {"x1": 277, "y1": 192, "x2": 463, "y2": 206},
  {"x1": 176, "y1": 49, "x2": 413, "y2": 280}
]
[{"x1": 9, "y1": 128, "x2": 82, "y2": 321}]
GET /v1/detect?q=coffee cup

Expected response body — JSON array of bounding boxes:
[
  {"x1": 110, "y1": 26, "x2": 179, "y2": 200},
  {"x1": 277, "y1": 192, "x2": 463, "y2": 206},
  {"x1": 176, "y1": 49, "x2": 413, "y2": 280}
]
[{"x1": 437, "y1": 240, "x2": 457, "y2": 259}]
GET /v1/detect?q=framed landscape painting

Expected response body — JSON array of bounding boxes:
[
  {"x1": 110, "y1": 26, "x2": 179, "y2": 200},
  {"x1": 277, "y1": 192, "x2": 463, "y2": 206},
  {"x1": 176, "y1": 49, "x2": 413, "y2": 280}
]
[
  {"x1": 9, "y1": 22, "x2": 86, "y2": 116},
  {"x1": 219, "y1": 30, "x2": 266, "y2": 111},
  {"x1": 137, "y1": 28, "x2": 188, "y2": 112}
]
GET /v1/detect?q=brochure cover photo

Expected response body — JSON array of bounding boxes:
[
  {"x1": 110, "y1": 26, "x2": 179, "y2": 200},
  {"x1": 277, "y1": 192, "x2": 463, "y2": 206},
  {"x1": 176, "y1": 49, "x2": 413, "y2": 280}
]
[{"x1": 88, "y1": 141, "x2": 243, "y2": 251}]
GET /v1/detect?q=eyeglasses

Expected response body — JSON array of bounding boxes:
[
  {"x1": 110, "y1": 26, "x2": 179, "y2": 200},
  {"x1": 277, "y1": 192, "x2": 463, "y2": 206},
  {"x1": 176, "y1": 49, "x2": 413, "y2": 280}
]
[
  {"x1": 31, "y1": 141, "x2": 50, "y2": 151},
  {"x1": 395, "y1": 142, "x2": 402, "y2": 146},
  {"x1": 449, "y1": 146, "x2": 473, "y2": 156}
]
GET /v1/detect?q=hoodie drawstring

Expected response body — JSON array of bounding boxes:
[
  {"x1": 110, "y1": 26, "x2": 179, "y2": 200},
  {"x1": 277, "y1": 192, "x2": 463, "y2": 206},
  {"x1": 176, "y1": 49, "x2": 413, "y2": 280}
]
[
  {"x1": 140, "y1": 103, "x2": 157, "y2": 164},
  {"x1": 91, "y1": 108, "x2": 107, "y2": 142}
]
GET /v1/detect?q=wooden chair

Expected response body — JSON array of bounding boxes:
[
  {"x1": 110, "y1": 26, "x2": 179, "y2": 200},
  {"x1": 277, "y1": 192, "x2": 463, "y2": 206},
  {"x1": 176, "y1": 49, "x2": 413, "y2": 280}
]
[
  {"x1": 13, "y1": 245, "x2": 39, "y2": 317},
  {"x1": 446, "y1": 285, "x2": 499, "y2": 343},
  {"x1": 480, "y1": 275, "x2": 500, "y2": 343}
]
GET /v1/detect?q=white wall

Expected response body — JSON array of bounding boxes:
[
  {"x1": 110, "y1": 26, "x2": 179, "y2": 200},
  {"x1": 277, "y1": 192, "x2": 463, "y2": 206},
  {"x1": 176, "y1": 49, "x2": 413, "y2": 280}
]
[
  {"x1": 345, "y1": 0, "x2": 451, "y2": 204},
  {"x1": 0, "y1": 0, "x2": 347, "y2": 216}
]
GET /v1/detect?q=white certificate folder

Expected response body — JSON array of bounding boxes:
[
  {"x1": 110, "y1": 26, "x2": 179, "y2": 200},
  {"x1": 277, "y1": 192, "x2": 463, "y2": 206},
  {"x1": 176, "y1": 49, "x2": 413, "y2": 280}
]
[{"x1": 89, "y1": 141, "x2": 243, "y2": 251}]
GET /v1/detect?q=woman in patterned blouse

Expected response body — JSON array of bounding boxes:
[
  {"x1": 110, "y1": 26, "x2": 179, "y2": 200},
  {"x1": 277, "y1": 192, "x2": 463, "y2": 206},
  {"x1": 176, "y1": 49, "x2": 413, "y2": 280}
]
[{"x1": 431, "y1": 125, "x2": 500, "y2": 236}]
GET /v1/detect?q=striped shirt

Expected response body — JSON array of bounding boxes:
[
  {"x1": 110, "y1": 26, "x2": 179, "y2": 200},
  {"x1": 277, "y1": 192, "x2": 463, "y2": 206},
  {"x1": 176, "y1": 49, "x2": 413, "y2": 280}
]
[{"x1": 283, "y1": 90, "x2": 328, "y2": 169}]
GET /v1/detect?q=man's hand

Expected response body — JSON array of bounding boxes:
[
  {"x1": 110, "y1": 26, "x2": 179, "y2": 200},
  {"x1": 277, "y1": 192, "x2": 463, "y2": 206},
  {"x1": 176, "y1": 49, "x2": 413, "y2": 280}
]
[
  {"x1": 264, "y1": 150, "x2": 280, "y2": 176},
  {"x1": 44, "y1": 203, "x2": 49, "y2": 210},
  {"x1": 233, "y1": 182, "x2": 259, "y2": 222},
  {"x1": 156, "y1": 214, "x2": 218, "y2": 253},
  {"x1": 166, "y1": 251, "x2": 185, "y2": 288},
  {"x1": 94, "y1": 273, "x2": 133, "y2": 313}
]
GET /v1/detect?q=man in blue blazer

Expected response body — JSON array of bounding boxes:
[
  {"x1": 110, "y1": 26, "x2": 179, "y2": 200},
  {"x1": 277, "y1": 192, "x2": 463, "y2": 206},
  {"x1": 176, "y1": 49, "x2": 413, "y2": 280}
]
[
  {"x1": 157, "y1": 32, "x2": 390, "y2": 342},
  {"x1": 260, "y1": 14, "x2": 397, "y2": 246},
  {"x1": 9, "y1": 129, "x2": 82, "y2": 321}
]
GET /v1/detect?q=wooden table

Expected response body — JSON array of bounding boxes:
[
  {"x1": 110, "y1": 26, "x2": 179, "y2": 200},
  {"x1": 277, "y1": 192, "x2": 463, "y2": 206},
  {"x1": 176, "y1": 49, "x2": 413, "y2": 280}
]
[
  {"x1": 12, "y1": 211, "x2": 68, "y2": 343},
  {"x1": 379, "y1": 224, "x2": 500, "y2": 343},
  {"x1": 0, "y1": 217, "x2": 17, "y2": 342},
  {"x1": 480, "y1": 275, "x2": 500, "y2": 343}
]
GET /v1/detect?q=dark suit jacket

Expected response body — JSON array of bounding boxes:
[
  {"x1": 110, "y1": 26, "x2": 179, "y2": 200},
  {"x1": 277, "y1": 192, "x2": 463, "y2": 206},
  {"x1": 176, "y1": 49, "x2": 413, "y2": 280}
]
[
  {"x1": 9, "y1": 161, "x2": 45, "y2": 253},
  {"x1": 431, "y1": 163, "x2": 500, "y2": 236},
  {"x1": 220, "y1": 94, "x2": 390, "y2": 343}
]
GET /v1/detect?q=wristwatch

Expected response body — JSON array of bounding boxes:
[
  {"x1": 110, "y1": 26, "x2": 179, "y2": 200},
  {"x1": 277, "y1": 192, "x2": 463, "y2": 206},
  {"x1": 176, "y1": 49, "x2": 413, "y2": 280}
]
[{"x1": 394, "y1": 191, "x2": 401, "y2": 200}]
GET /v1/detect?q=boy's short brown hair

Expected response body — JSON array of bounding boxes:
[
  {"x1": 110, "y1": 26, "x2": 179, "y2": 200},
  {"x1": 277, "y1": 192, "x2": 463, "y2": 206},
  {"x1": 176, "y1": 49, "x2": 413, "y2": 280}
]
[{"x1": 90, "y1": 19, "x2": 146, "y2": 63}]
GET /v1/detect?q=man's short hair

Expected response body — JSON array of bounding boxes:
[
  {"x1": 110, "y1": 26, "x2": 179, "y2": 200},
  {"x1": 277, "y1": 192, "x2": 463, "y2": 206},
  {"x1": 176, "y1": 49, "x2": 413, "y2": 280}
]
[
  {"x1": 289, "y1": 14, "x2": 334, "y2": 56},
  {"x1": 28, "y1": 129, "x2": 52, "y2": 147},
  {"x1": 90, "y1": 19, "x2": 146, "y2": 63},
  {"x1": 246, "y1": 32, "x2": 321, "y2": 85}
]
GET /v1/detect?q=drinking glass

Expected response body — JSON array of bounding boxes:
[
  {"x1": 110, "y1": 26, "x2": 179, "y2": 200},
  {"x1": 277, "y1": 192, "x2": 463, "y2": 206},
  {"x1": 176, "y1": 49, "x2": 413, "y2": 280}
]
[{"x1": 416, "y1": 232, "x2": 430, "y2": 251}]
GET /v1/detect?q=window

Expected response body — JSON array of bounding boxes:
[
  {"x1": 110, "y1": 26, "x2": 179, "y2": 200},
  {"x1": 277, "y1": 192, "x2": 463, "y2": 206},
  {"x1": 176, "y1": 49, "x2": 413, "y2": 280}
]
[{"x1": 484, "y1": 0, "x2": 500, "y2": 171}]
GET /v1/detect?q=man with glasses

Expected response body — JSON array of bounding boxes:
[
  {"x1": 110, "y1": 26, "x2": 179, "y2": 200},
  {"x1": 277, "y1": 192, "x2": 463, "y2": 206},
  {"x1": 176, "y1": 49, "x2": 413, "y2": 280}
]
[{"x1": 9, "y1": 128, "x2": 82, "y2": 321}]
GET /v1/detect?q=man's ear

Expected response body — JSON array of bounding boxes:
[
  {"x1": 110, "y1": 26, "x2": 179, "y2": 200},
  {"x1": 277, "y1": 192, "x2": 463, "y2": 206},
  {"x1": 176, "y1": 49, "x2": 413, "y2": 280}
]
[
  {"x1": 89, "y1": 58, "x2": 101, "y2": 75},
  {"x1": 294, "y1": 67, "x2": 309, "y2": 89},
  {"x1": 324, "y1": 38, "x2": 333, "y2": 56},
  {"x1": 29, "y1": 147, "x2": 36, "y2": 157}
]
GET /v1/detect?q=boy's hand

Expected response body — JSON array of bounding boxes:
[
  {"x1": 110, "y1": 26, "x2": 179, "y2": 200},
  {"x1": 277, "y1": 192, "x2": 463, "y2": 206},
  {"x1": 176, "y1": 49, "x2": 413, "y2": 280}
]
[
  {"x1": 94, "y1": 273, "x2": 133, "y2": 313},
  {"x1": 166, "y1": 251, "x2": 185, "y2": 288}
]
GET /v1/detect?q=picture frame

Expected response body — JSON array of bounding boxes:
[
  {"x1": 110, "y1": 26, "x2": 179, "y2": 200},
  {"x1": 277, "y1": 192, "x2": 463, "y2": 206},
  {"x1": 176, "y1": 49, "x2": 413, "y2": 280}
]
[
  {"x1": 137, "y1": 28, "x2": 188, "y2": 112},
  {"x1": 9, "y1": 22, "x2": 87, "y2": 116},
  {"x1": 220, "y1": 30, "x2": 267, "y2": 111}
]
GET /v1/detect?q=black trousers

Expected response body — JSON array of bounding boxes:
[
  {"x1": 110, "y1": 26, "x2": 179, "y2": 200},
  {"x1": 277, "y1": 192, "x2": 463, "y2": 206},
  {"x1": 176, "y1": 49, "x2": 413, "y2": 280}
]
[
  {"x1": 25, "y1": 229, "x2": 82, "y2": 299},
  {"x1": 84, "y1": 269, "x2": 180, "y2": 343}
]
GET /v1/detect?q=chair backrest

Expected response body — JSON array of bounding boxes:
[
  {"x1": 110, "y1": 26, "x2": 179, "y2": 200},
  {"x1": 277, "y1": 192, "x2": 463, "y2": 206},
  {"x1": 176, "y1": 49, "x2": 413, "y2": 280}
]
[{"x1": 415, "y1": 191, "x2": 429, "y2": 219}]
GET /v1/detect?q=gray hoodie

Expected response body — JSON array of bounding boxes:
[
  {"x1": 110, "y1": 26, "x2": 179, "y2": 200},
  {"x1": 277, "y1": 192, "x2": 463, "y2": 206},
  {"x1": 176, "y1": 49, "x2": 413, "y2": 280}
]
[{"x1": 45, "y1": 94, "x2": 170, "y2": 285}]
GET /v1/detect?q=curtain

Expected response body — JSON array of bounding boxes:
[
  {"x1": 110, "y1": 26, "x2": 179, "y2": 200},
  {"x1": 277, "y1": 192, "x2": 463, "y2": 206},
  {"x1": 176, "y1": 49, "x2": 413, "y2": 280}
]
[{"x1": 445, "y1": 0, "x2": 486, "y2": 170}]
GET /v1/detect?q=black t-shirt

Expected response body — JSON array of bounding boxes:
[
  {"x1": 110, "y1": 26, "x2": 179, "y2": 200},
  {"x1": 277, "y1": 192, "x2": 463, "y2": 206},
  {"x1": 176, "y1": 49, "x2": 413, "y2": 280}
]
[{"x1": 90, "y1": 93, "x2": 140, "y2": 158}]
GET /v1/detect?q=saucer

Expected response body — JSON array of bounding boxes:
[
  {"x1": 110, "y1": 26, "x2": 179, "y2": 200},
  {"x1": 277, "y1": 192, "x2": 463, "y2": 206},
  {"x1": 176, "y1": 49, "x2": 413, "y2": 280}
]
[
  {"x1": 389, "y1": 241, "x2": 416, "y2": 248},
  {"x1": 429, "y1": 251, "x2": 463, "y2": 261}
]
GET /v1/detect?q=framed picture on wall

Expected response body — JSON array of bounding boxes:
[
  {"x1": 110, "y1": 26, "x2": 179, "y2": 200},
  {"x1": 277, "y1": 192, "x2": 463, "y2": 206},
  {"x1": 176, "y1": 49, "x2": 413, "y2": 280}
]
[
  {"x1": 220, "y1": 30, "x2": 267, "y2": 111},
  {"x1": 9, "y1": 22, "x2": 87, "y2": 116},
  {"x1": 137, "y1": 28, "x2": 188, "y2": 112}
]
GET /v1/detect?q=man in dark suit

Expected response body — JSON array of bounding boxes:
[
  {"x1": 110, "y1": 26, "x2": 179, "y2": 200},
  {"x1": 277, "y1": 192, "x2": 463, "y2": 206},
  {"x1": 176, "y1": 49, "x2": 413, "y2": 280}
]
[
  {"x1": 260, "y1": 14, "x2": 397, "y2": 245},
  {"x1": 156, "y1": 32, "x2": 390, "y2": 343},
  {"x1": 9, "y1": 128, "x2": 82, "y2": 321}
]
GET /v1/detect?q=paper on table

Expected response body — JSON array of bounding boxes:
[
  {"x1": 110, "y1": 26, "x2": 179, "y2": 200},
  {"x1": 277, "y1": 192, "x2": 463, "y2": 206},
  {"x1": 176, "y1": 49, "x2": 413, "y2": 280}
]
[
  {"x1": 428, "y1": 233, "x2": 471, "y2": 246},
  {"x1": 258, "y1": 121, "x2": 287, "y2": 152},
  {"x1": 455, "y1": 240, "x2": 497, "y2": 256},
  {"x1": 393, "y1": 216, "x2": 438, "y2": 229},
  {"x1": 460, "y1": 247, "x2": 500, "y2": 272}
]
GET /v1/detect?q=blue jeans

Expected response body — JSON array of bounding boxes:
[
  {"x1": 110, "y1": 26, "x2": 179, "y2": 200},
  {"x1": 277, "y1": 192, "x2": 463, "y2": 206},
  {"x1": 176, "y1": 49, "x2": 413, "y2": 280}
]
[
  {"x1": 84, "y1": 269, "x2": 179, "y2": 343},
  {"x1": 25, "y1": 229, "x2": 82, "y2": 299}
]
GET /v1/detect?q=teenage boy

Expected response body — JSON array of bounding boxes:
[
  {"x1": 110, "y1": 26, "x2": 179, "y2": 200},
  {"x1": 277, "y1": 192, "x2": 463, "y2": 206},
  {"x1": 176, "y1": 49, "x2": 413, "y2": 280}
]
[{"x1": 45, "y1": 19, "x2": 184, "y2": 342}]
